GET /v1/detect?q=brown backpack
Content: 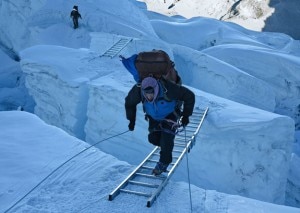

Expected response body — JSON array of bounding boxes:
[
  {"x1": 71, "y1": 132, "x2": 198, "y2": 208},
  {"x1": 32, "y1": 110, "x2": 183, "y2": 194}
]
[{"x1": 135, "y1": 50, "x2": 180, "y2": 84}]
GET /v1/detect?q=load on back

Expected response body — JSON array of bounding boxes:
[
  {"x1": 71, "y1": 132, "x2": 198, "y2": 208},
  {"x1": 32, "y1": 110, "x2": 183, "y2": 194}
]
[{"x1": 120, "y1": 50, "x2": 181, "y2": 85}]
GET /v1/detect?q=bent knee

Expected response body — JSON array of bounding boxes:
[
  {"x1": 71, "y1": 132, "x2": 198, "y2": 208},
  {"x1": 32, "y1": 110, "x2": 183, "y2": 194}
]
[{"x1": 148, "y1": 132, "x2": 160, "y2": 146}]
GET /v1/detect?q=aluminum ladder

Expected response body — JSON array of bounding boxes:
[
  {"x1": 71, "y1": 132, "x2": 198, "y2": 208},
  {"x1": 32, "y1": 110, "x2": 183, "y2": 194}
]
[
  {"x1": 108, "y1": 107, "x2": 209, "y2": 207},
  {"x1": 101, "y1": 38, "x2": 132, "y2": 58}
]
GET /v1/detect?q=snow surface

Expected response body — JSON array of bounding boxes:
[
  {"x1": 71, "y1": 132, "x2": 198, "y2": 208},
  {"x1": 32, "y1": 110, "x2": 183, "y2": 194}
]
[
  {"x1": 1, "y1": 0, "x2": 300, "y2": 212},
  {"x1": 1, "y1": 112, "x2": 299, "y2": 213}
]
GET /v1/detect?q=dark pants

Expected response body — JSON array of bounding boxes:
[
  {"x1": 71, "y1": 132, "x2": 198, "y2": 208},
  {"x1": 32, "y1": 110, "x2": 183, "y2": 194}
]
[
  {"x1": 73, "y1": 18, "x2": 79, "y2": 29},
  {"x1": 147, "y1": 113, "x2": 178, "y2": 165}
]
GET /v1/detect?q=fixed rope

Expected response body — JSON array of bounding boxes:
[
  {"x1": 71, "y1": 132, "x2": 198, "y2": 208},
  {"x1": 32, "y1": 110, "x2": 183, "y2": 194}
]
[
  {"x1": 184, "y1": 127, "x2": 193, "y2": 212},
  {"x1": 4, "y1": 130, "x2": 129, "y2": 213}
]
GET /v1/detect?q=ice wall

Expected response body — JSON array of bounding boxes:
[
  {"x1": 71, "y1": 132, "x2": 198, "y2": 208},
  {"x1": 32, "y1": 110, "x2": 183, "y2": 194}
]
[
  {"x1": 286, "y1": 153, "x2": 300, "y2": 207},
  {"x1": 191, "y1": 91, "x2": 294, "y2": 204},
  {"x1": 20, "y1": 45, "x2": 94, "y2": 140},
  {"x1": 173, "y1": 45, "x2": 276, "y2": 112},
  {"x1": 203, "y1": 44, "x2": 300, "y2": 129},
  {"x1": 0, "y1": 49, "x2": 34, "y2": 111}
]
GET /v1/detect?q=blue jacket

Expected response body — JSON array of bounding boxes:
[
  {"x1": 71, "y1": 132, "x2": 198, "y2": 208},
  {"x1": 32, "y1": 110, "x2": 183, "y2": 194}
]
[
  {"x1": 142, "y1": 82, "x2": 176, "y2": 120},
  {"x1": 125, "y1": 79, "x2": 195, "y2": 122}
]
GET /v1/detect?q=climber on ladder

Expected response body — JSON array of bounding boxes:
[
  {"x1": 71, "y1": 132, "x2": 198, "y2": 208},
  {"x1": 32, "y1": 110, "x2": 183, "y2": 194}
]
[{"x1": 125, "y1": 76, "x2": 195, "y2": 175}]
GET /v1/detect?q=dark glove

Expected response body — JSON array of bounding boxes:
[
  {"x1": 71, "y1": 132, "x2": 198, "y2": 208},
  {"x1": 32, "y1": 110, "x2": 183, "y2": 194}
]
[
  {"x1": 181, "y1": 116, "x2": 189, "y2": 127},
  {"x1": 128, "y1": 120, "x2": 135, "y2": 131}
]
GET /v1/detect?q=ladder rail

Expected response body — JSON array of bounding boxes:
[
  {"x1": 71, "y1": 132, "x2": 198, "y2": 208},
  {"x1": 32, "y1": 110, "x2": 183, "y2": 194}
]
[
  {"x1": 192, "y1": 107, "x2": 209, "y2": 139},
  {"x1": 146, "y1": 107, "x2": 209, "y2": 207},
  {"x1": 187, "y1": 107, "x2": 209, "y2": 149},
  {"x1": 146, "y1": 137, "x2": 192, "y2": 207},
  {"x1": 108, "y1": 146, "x2": 159, "y2": 201}
]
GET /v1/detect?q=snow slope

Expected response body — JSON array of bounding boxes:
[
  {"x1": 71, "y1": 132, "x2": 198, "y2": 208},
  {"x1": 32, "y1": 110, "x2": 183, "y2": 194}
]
[{"x1": 1, "y1": 111, "x2": 299, "y2": 213}]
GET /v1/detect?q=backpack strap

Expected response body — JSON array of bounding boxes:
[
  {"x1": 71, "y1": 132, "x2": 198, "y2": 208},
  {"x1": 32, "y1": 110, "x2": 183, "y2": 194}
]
[{"x1": 158, "y1": 79, "x2": 171, "y2": 102}]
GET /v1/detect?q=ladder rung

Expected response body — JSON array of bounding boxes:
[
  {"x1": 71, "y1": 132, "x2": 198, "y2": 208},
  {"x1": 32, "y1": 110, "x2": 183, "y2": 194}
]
[
  {"x1": 189, "y1": 121, "x2": 200, "y2": 125},
  {"x1": 186, "y1": 127, "x2": 198, "y2": 130},
  {"x1": 192, "y1": 114, "x2": 204, "y2": 118},
  {"x1": 185, "y1": 127, "x2": 198, "y2": 131},
  {"x1": 190, "y1": 119, "x2": 200, "y2": 122},
  {"x1": 174, "y1": 143, "x2": 186, "y2": 147},
  {"x1": 173, "y1": 149, "x2": 183, "y2": 153},
  {"x1": 146, "y1": 159, "x2": 175, "y2": 166},
  {"x1": 176, "y1": 135, "x2": 193, "y2": 139},
  {"x1": 191, "y1": 114, "x2": 202, "y2": 117},
  {"x1": 146, "y1": 159, "x2": 158, "y2": 163},
  {"x1": 120, "y1": 189, "x2": 151, "y2": 197},
  {"x1": 135, "y1": 173, "x2": 166, "y2": 180},
  {"x1": 128, "y1": 180, "x2": 159, "y2": 188},
  {"x1": 176, "y1": 133, "x2": 193, "y2": 136},
  {"x1": 183, "y1": 129, "x2": 196, "y2": 132},
  {"x1": 193, "y1": 111, "x2": 205, "y2": 114},
  {"x1": 175, "y1": 138, "x2": 191, "y2": 141},
  {"x1": 191, "y1": 113, "x2": 203, "y2": 119},
  {"x1": 176, "y1": 136, "x2": 193, "y2": 140},
  {"x1": 141, "y1": 166, "x2": 154, "y2": 170}
]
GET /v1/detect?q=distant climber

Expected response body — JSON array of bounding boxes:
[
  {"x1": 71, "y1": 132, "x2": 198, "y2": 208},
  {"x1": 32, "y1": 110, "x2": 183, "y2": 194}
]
[
  {"x1": 168, "y1": 0, "x2": 181, "y2": 9},
  {"x1": 70, "y1": 5, "x2": 82, "y2": 29}
]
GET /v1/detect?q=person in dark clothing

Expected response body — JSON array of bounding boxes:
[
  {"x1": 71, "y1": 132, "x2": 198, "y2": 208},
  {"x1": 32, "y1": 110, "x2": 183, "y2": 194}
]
[
  {"x1": 70, "y1": 5, "x2": 82, "y2": 29},
  {"x1": 125, "y1": 77, "x2": 195, "y2": 175}
]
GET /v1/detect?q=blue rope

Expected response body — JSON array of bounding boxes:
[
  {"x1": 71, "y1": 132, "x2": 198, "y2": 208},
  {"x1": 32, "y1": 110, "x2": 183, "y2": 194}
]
[{"x1": 4, "y1": 130, "x2": 129, "y2": 213}]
